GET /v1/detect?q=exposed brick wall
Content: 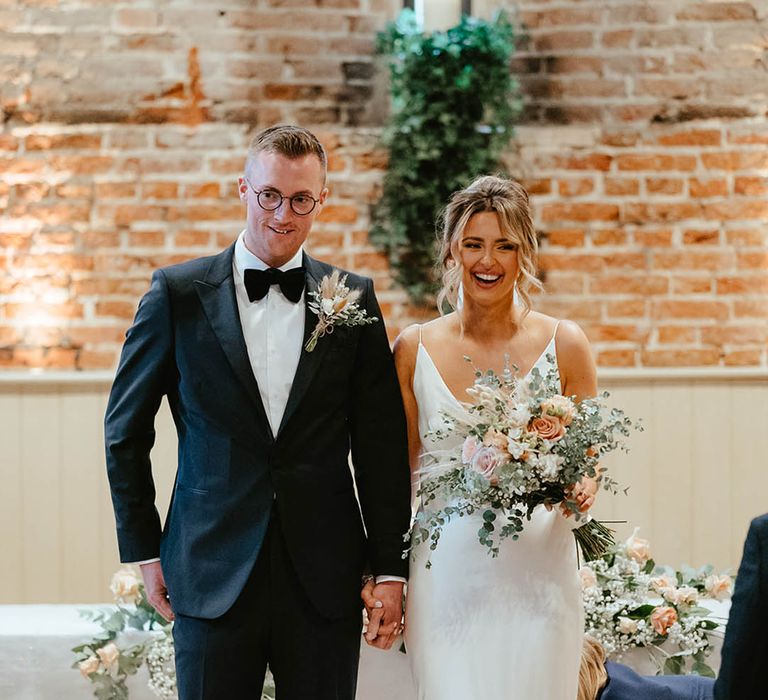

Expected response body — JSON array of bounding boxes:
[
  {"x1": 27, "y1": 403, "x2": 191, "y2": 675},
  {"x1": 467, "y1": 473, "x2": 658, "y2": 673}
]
[{"x1": 1, "y1": 0, "x2": 767, "y2": 370}]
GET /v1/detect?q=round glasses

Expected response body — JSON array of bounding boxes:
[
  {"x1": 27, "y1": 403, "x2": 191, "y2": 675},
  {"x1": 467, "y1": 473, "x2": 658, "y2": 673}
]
[{"x1": 244, "y1": 179, "x2": 320, "y2": 216}]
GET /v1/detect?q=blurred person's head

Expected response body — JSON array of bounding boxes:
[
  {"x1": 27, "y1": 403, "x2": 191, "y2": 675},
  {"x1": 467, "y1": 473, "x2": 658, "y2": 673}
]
[
  {"x1": 579, "y1": 637, "x2": 609, "y2": 700},
  {"x1": 239, "y1": 125, "x2": 328, "y2": 267}
]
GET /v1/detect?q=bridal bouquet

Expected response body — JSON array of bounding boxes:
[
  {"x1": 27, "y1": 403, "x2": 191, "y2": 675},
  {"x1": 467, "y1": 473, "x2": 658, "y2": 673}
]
[{"x1": 406, "y1": 356, "x2": 639, "y2": 566}]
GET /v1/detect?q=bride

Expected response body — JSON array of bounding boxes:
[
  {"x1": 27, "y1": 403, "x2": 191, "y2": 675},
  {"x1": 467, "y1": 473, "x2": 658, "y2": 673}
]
[{"x1": 387, "y1": 175, "x2": 598, "y2": 698}]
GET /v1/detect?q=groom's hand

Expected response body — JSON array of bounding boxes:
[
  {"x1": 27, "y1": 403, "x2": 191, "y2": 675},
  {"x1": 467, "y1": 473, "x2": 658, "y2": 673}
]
[
  {"x1": 361, "y1": 580, "x2": 403, "y2": 650},
  {"x1": 140, "y1": 561, "x2": 175, "y2": 622}
]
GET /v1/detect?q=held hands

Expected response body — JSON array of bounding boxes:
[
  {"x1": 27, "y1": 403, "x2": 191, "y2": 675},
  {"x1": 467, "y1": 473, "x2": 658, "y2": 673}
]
[
  {"x1": 361, "y1": 579, "x2": 404, "y2": 650},
  {"x1": 562, "y1": 475, "x2": 598, "y2": 517},
  {"x1": 140, "y1": 561, "x2": 175, "y2": 622}
]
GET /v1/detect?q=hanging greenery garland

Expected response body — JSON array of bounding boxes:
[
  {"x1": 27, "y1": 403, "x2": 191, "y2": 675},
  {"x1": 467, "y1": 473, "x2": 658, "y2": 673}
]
[{"x1": 371, "y1": 9, "x2": 521, "y2": 304}]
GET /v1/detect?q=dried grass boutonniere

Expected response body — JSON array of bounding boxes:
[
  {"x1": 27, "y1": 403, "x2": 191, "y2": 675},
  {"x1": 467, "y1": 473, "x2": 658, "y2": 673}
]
[{"x1": 305, "y1": 270, "x2": 377, "y2": 352}]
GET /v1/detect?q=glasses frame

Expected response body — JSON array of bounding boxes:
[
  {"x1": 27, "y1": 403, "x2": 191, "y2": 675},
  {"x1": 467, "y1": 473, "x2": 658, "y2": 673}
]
[{"x1": 243, "y1": 178, "x2": 321, "y2": 216}]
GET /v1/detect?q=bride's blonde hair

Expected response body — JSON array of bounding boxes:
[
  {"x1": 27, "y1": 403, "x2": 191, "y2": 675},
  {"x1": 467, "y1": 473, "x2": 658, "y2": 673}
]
[
  {"x1": 436, "y1": 175, "x2": 542, "y2": 318},
  {"x1": 578, "y1": 637, "x2": 609, "y2": 700}
]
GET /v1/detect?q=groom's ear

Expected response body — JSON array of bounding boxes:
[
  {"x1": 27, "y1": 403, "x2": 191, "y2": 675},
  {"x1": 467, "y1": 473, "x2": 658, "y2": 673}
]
[{"x1": 315, "y1": 186, "x2": 330, "y2": 215}]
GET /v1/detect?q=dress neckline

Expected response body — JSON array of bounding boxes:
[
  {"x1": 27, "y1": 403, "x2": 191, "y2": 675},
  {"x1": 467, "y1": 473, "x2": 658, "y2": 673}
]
[{"x1": 416, "y1": 331, "x2": 558, "y2": 409}]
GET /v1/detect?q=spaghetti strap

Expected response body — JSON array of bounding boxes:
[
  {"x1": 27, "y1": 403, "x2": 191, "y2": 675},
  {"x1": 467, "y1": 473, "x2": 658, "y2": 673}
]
[
  {"x1": 551, "y1": 320, "x2": 561, "y2": 344},
  {"x1": 418, "y1": 324, "x2": 423, "y2": 345}
]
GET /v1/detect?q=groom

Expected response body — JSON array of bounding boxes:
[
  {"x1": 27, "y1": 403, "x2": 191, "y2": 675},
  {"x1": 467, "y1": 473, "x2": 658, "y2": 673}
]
[{"x1": 105, "y1": 125, "x2": 410, "y2": 699}]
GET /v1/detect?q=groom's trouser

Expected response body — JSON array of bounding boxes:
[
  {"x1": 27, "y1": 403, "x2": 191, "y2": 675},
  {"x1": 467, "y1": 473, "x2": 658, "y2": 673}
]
[{"x1": 172, "y1": 507, "x2": 363, "y2": 699}]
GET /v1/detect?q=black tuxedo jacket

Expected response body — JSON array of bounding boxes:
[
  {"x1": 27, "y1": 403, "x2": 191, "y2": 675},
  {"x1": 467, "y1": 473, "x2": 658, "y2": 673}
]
[
  {"x1": 714, "y1": 513, "x2": 768, "y2": 699},
  {"x1": 105, "y1": 246, "x2": 411, "y2": 620}
]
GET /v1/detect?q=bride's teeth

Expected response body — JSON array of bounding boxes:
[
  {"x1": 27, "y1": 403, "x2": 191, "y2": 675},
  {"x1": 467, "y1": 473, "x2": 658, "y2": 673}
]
[{"x1": 476, "y1": 273, "x2": 500, "y2": 282}]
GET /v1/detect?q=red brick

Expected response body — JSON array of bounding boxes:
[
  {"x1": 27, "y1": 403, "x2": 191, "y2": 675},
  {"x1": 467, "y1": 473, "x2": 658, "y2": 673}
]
[
  {"x1": 654, "y1": 251, "x2": 733, "y2": 271},
  {"x1": 737, "y1": 251, "x2": 768, "y2": 269},
  {"x1": 734, "y1": 300, "x2": 768, "y2": 318},
  {"x1": 718, "y1": 276, "x2": 768, "y2": 294},
  {"x1": 591, "y1": 229, "x2": 627, "y2": 246},
  {"x1": 703, "y1": 200, "x2": 768, "y2": 221},
  {"x1": 677, "y1": 3, "x2": 757, "y2": 21},
  {"x1": 521, "y1": 8, "x2": 602, "y2": 27},
  {"x1": 728, "y1": 129, "x2": 768, "y2": 145},
  {"x1": 701, "y1": 151, "x2": 768, "y2": 170},
  {"x1": 623, "y1": 202, "x2": 702, "y2": 223},
  {"x1": 5, "y1": 302, "x2": 84, "y2": 320},
  {"x1": 590, "y1": 275, "x2": 669, "y2": 295},
  {"x1": 317, "y1": 204, "x2": 358, "y2": 224},
  {"x1": 606, "y1": 300, "x2": 646, "y2": 318},
  {"x1": 557, "y1": 178, "x2": 594, "y2": 197},
  {"x1": 129, "y1": 231, "x2": 165, "y2": 247},
  {"x1": 174, "y1": 230, "x2": 211, "y2": 247},
  {"x1": 539, "y1": 253, "x2": 603, "y2": 272},
  {"x1": 25, "y1": 133, "x2": 102, "y2": 150},
  {"x1": 95, "y1": 301, "x2": 137, "y2": 319},
  {"x1": 542, "y1": 273, "x2": 584, "y2": 294},
  {"x1": 690, "y1": 178, "x2": 729, "y2": 198},
  {"x1": 184, "y1": 182, "x2": 220, "y2": 198},
  {"x1": 701, "y1": 324, "x2": 767, "y2": 345},
  {"x1": 657, "y1": 326, "x2": 697, "y2": 344},
  {"x1": 734, "y1": 177, "x2": 768, "y2": 196},
  {"x1": 672, "y1": 276, "x2": 713, "y2": 294},
  {"x1": 641, "y1": 349, "x2": 721, "y2": 366},
  {"x1": 724, "y1": 349, "x2": 763, "y2": 366},
  {"x1": 520, "y1": 178, "x2": 552, "y2": 195},
  {"x1": 534, "y1": 31, "x2": 595, "y2": 51},
  {"x1": 646, "y1": 178, "x2": 684, "y2": 194},
  {"x1": 115, "y1": 205, "x2": 167, "y2": 225},
  {"x1": 541, "y1": 203, "x2": 619, "y2": 222},
  {"x1": 78, "y1": 350, "x2": 118, "y2": 370},
  {"x1": 166, "y1": 204, "x2": 243, "y2": 222},
  {"x1": 546, "y1": 229, "x2": 585, "y2": 247},
  {"x1": 726, "y1": 229, "x2": 767, "y2": 246},
  {"x1": 351, "y1": 251, "x2": 389, "y2": 272},
  {"x1": 653, "y1": 300, "x2": 729, "y2": 320},
  {"x1": 49, "y1": 155, "x2": 114, "y2": 175},
  {"x1": 67, "y1": 327, "x2": 126, "y2": 345},
  {"x1": 654, "y1": 129, "x2": 721, "y2": 146},
  {"x1": 616, "y1": 154, "x2": 697, "y2": 171},
  {"x1": 597, "y1": 349, "x2": 637, "y2": 367},
  {"x1": 96, "y1": 182, "x2": 137, "y2": 198},
  {"x1": 554, "y1": 153, "x2": 612, "y2": 171},
  {"x1": 143, "y1": 182, "x2": 178, "y2": 199},
  {"x1": 605, "y1": 178, "x2": 639, "y2": 196},
  {"x1": 683, "y1": 229, "x2": 720, "y2": 245},
  {"x1": 584, "y1": 324, "x2": 646, "y2": 342},
  {"x1": 634, "y1": 78, "x2": 701, "y2": 99}
]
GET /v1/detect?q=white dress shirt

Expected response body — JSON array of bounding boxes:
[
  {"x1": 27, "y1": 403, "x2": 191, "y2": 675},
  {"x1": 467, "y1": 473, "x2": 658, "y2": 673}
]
[
  {"x1": 233, "y1": 231, "x2": 305, "y2": 437},
  {"x1": 135, "y1": 232, "x2": 404, "y2": 584}
]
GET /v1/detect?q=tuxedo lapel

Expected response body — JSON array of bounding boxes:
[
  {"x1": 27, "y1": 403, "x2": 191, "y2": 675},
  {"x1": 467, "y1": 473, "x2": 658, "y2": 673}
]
[
  {"x1": 194, "y1": 245, "x2": 273, "y2": 441},
  {"x1": 277, "y1": 254, "x2": 332, "y2": 438}
]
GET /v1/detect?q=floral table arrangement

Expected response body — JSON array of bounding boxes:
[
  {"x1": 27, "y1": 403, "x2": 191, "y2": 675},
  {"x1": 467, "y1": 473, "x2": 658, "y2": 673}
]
[
  {"x1": 72, "y1": 568, "x2": 276, "y2": 699},
  {"x1": 580, "y1": 528, "x2": 732, "y2": 677}
]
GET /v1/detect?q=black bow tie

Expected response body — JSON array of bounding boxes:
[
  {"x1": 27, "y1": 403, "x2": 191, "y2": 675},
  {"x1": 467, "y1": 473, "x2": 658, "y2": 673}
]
[{"x1": 244, "y1": 267, "x2": 306, "y2": 304}]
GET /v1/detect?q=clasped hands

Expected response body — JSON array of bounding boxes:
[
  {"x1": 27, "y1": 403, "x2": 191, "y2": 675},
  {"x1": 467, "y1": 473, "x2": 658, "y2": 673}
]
[{"x1": 361, "y1": 579, "x2": 404, "y2": 650}]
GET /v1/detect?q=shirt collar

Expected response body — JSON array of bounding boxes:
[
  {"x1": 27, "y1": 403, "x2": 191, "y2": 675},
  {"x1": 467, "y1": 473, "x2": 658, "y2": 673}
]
[{"x1": 234, "y1": 230, "x2": 304, "y2": 276}]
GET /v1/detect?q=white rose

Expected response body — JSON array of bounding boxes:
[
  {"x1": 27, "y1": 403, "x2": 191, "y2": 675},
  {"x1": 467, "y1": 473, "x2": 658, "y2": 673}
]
[
  {"x1": 96, "y1": 642, "x2": 120, "y2": 671},
  {"x1": 321, "y1": 298, "x2": 335, "y2": 315},
  {"x1": 506, "y1": 435, "x2": 526, "y2": 460},
  {"x1": 618, "y1": 616, "x2": 638, "y2": 634},
  {"x1": 704, "y1": 574, "x2": 732, "y2": 601},
  {"x1": 110, "y1": 568, "x2": 141, "y2": 604},
  {"x1": 508, "y1": 402, "x2": 532, "y2": 427},
  {"x1": 624, "y1": 527, "x2": 651, "y2": 564},
  {"x1": 537, "y1": 453, "x2": 564, "y2": 481},
  {"x1": 78, "y1": 655, "x2": 100, "y2": 678},
  {"x1": 650, "y1": 574, "x2": 676, "y2": 592}
]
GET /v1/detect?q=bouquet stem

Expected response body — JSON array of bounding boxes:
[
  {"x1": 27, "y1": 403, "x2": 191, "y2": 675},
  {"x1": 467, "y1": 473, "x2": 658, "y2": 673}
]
[{"x1": 574, "y1": 519, "x2": 615, "y2": 562}]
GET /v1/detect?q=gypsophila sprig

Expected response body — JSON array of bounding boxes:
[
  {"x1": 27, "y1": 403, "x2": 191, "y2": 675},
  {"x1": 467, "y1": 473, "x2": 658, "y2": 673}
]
[
  {"x1": 305, "y1": 270, "x2": 377, "y2": 352},
  {"x1": 581, "y1": 529, "x2": 730, "y2": 677},
  {"x1": 405, "y1": 356, "x2": 640, "y2": 566}
]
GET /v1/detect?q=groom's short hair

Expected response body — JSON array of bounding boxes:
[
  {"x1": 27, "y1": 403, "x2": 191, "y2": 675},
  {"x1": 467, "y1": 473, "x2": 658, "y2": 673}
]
[{"x1": 246, "y1": 125, "x2": 327, "y2": 181}]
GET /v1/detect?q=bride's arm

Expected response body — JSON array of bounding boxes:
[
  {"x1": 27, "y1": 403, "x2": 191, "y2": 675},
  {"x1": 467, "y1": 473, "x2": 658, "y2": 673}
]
[
  {"x1": 555, "y1": 320, "x2": 600, "y2": 513},
  {"x1": 393, "y1": 325, "x2": 422, "y2": 478}
]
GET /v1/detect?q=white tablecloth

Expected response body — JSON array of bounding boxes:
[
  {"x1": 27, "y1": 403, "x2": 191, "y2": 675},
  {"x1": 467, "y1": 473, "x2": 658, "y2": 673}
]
[{"x1": 0, "y1": 602, "x2": 728, "y2": 699}]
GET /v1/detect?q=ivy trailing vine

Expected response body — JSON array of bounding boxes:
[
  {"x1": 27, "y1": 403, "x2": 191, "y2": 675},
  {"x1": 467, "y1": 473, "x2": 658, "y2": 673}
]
[{"x1": 370, "y1": 9, "x2": 521, "y2": 304}]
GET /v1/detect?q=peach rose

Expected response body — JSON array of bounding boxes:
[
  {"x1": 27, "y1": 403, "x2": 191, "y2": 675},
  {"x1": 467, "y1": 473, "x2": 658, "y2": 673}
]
[
  {"x1": 650, "y1": 574, "x2": 676, "y2": 592},
  {"x1": 650, "y1": 606, "x2": 677, "y2": 636},
  {"x1": 96, "y1": 642, "x2": 120, "y2": 671},
  {"x1": 78, "y1": 655, "x2": 100, "y2": 678},
  {"x1": 528, "y1": 415, "x2": 565, "y2": 442},
  {"x1": 704, "y1": 574, "x2": 732, "y2": 601},
  {"x1": 470, "y1": 446, "x2": 504, "y2": 480},
  {"x1": 110, "y1": 568, "x2": 141, "y2": 604},
  {"x1": 483, "y1": 429, "x2": 508, "y2": 451},
  {"x1": 540, "y1": 395, "x2": 576, "y2": 426},
  {"x1": 579, "y1": 566, "x2": 598, "y2": 591},
  {"x1": 624, "y1": 527, "x2": 651, "y2": 564}
]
